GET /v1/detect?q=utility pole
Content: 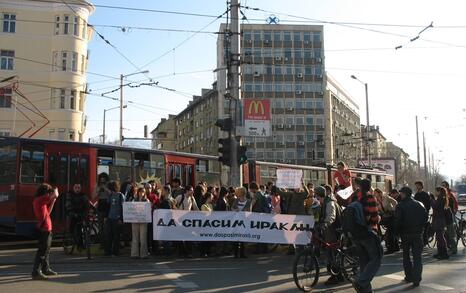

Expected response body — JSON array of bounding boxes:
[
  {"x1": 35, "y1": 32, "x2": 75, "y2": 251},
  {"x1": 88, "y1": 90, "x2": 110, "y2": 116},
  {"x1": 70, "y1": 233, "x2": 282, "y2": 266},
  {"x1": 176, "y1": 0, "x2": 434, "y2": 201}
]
[
  {"x1": 119, "y1": 74, "x2": 124, "y2": 146},
  {"x1": 415, "y1": 115, "x2": 420, "y2": 173},
  {"x1": 228, "y1": 0, "x2": 240, "y2": 187},
  {"x1": 364, "y1": 83, "x2": 371, "y2": 166},
  {"x1": 423, "y1": 132, "x2": 428, "y2": 183}
]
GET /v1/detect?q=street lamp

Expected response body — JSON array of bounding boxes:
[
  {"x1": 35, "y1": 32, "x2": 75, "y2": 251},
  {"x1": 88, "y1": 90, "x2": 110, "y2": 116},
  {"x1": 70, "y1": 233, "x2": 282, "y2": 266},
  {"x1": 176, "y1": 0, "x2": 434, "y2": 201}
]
[
  {"x1": 119, "y1": 70, "x2": 149, "y2": 145},
  {"x1": 103, "y1": 105, "x2": 127, "y2": 144},
  {"x1": 351, "y1": 75, "x2": 371, "y2": 166}
]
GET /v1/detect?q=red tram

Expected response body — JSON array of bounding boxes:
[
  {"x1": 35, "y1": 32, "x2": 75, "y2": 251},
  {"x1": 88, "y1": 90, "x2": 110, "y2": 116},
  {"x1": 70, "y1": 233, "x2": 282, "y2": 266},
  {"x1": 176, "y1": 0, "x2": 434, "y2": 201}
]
[{"x1": 0, "y1": 136, "x2": 392, "y2": 236}]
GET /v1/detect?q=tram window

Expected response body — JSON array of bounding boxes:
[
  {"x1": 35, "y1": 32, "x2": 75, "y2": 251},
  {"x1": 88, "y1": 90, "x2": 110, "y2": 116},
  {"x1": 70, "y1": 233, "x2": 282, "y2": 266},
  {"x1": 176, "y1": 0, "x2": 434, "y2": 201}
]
[
  {"x1": 58, "y1": 155, "x2": 68, "y2": 185},
  {"x1": 48, "y1": 155, "x2": 58, "y2": 185},
  {"x1": 175, "y1": 165, "x2": 181, "y2": 181},
  {"x1": 115, "y1": 151, "x2": 131, "y2": 166},
  {"x1": 20, "y1": 145, "x2": 44, "y2": 184},
  {"x1": 80, "y1": 156, "x2": 88, "y2": 186},
  {"x1": 186, "y1": 165, "x2": 193, "y2": 187},
  {"x1": 197, "y1": 160, "x2": 207, "y2": 172},
  {"x1": 69, "y1": 156, "x2": 79, "y2": 184},
  {"x1": 208, "y1": 159, "x2": 220, "y2": 173},
  {"x1": 0, "y1": 144, "x2": 16, "y2": 184}
]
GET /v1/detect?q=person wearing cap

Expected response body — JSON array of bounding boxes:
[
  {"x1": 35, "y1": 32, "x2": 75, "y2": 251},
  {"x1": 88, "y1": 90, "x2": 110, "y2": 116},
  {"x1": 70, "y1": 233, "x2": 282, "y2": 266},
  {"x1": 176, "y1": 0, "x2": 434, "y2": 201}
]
[
  {"x1": 315, "y1": 185, "x2": 344, "y2": 286},
  {"x1": 352, "y1": 179, "x2": 382, "y2": 293},
  {"x1": 394, "y1": 187, "x2": 428, "y2": 287}
]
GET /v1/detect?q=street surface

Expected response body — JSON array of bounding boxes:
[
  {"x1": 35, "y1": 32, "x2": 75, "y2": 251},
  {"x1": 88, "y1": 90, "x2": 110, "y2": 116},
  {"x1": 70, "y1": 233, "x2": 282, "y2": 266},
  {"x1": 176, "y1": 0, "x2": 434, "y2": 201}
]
[{"x1": 0, "y1": 243, "x2": 465, "y2": 293}]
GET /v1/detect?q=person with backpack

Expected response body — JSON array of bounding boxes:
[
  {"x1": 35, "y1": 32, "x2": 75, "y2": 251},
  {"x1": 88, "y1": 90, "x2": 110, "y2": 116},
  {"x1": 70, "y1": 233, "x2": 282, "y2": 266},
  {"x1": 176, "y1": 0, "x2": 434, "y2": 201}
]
[
  {"x1": 174, "y1": 186, "x2": 198, "y2": 258},
  {"x1": 348, "y1": 179, "x2": 382, "y2": 293},
  {"x1": 315, "y1": 186, "x2": 344, "y2": 286},
  {"x1": 394, "y1": 187, "x2": 428, "y2": 287}
]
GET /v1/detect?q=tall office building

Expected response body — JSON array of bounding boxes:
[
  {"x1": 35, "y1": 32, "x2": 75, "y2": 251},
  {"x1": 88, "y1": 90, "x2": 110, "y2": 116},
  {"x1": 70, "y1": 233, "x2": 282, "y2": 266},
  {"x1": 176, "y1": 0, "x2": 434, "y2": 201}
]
[
  {"x1": 217, "y1": 23, "x2": 359, "y2": 166},
  {"x1": 0, "y1": 0, "x2": 94, "y2": 141}
]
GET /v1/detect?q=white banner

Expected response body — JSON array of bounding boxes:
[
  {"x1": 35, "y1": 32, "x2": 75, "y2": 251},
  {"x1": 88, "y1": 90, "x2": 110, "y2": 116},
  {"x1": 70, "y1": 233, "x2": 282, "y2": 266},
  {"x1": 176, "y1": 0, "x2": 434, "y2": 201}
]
[
  {"x1": 276, "y1": 169, "x2": 303, "y2": 189},
  {"x1": 153, "y1": 210, "x2": 314, "y2": 245},
  {"x1": 123, "y1": 202, "x2": 152, "y2": 223}
]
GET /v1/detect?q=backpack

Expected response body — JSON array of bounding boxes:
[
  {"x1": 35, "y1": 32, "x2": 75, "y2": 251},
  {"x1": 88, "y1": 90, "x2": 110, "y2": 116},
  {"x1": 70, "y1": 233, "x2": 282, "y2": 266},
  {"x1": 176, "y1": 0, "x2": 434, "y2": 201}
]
[{"x1": 341, "y1": 201, "x2": 370, "y2": 239}]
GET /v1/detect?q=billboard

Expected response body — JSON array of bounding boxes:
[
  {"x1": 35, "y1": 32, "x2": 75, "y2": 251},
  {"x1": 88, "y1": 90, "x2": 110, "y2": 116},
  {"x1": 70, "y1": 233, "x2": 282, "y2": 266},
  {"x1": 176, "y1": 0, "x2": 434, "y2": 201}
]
[
  {"x1": 358, "y1": 157, "x2": 396, "y2": 179},
  {"x1": 243, "y1": 99, "x2": 271, "y2": 137}
]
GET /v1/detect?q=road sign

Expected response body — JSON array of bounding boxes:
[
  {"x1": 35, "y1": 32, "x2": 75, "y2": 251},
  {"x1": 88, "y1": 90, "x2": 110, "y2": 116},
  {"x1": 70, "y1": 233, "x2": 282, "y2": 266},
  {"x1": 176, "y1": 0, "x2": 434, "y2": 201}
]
[{"x1": 243, "y1": 99, "x2": 271, "y2": 137}]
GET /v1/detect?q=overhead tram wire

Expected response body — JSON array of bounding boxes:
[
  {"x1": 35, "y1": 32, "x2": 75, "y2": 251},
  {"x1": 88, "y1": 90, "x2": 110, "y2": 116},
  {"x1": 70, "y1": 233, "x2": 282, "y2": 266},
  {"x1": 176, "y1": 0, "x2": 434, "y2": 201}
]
[
  {"x1": 242, "y1": 6, "x2": 466, "y2": 48},
  {"x1": 138, "y1": 9, "x2": 229, "y2": 70}
]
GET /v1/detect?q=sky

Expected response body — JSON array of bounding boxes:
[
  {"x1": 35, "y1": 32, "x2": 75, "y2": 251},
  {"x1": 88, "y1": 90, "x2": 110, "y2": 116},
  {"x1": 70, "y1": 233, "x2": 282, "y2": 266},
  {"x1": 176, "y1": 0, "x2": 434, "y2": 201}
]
[{"x1": 83, "y1": 0, "x2": 466, "y2": 181}]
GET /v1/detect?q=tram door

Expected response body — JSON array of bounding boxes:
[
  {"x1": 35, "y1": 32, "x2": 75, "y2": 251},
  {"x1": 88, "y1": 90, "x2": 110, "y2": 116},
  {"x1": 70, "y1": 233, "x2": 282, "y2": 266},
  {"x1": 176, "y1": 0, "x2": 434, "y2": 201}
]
[
  {"x1": 167, "y1": 163, "x2": 194, "y2": 187},
  {"x1": 47, "y1": 151, "x2": 89, "y2": 230}
]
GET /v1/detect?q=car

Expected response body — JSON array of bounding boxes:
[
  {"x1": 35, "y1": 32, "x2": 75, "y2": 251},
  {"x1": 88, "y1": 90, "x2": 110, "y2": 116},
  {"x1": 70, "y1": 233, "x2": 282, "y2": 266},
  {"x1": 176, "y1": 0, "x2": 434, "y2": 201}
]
[{"x1": 455, "y1": 184, "x2": 466, "y2": 205}]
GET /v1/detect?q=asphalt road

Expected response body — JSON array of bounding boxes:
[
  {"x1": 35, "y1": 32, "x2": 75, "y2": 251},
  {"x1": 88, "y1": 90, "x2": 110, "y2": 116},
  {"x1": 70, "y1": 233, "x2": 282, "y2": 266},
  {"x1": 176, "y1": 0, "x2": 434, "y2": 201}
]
[{"x1": 0, "y1": 243, "x2": 465, "y2": 293}]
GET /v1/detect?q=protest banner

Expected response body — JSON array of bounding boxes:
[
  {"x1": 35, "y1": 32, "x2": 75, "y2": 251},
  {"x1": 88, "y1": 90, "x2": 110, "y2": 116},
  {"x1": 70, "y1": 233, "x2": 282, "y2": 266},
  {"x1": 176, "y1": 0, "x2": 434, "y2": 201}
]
[
  {"x1": 123, "y1": 202, "x2": 152, "y2": 223},
  {"x1": 153, "y1": 210, "x2": 314, "y2": 245},
  {"x1": 276, "y1": 169, "x2": 303, "y2": 189},
  {"x1": 336, "y1": 185, "x2": 354, "y2": 200}
]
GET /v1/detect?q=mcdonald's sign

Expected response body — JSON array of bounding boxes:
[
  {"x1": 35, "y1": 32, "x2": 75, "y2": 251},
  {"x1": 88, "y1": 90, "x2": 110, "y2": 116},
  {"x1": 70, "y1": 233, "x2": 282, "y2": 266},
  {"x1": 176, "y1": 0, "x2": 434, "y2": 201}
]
[
  {"x1": 244, "y1": 99, "x2": 270, "y2": 120},
  {"x1": 243, "y1": 99, "x2": 271, "y2": 137}
]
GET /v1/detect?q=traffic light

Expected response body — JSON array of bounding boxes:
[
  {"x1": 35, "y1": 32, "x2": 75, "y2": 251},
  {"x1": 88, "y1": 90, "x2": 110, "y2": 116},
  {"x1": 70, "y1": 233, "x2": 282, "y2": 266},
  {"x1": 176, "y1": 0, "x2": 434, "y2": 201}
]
[
  {"x1": 215, "y1": 118, "x2": 232, "y2": 132},
  {"x1": 238, "y1": 145, "x2": 248, "y2": 165},
  {"x1": 218, "y1": 137, "x2": 232, "y2": 166}
]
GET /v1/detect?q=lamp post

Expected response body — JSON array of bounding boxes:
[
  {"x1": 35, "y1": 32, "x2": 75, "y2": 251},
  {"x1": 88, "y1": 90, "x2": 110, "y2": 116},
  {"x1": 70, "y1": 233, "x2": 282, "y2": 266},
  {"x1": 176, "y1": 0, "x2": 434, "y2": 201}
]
[
  {"x1": 351, "y1": 75, "x2": 371, "y2": 166},
  {"x1": 103, "y1": 105, "x2": 126, "y2": 144},
  {"x1": 119, "y1": 70, "x2": 149, "y2": 145}
]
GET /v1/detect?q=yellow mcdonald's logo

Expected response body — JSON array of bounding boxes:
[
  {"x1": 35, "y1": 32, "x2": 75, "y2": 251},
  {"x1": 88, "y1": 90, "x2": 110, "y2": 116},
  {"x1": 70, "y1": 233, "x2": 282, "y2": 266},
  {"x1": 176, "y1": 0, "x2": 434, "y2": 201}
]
[{"x1": 248, "y1": 100, "x2": 265, "y2": 115}]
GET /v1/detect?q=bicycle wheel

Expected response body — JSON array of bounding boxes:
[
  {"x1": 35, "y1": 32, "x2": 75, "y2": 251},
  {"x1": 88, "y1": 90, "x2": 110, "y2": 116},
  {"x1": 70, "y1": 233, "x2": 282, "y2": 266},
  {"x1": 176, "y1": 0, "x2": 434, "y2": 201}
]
[
  {"x1": 292, "y1": 247, "x2": 319, "y2": 292},
  {"x1": 459, "y1": 220, "x2": 466, "y2": 247},
  {"x1": 338, "y1": 236, "x2": 359, "y2": 282},
  {"x1": 85, "y1": 222, "x2": 99, "y2": 259}
]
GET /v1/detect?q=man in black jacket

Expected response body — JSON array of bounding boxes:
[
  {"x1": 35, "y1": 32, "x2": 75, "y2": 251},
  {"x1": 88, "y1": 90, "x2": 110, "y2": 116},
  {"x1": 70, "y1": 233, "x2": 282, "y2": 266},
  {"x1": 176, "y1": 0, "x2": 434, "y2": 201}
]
[
  {"x1": 394, "y1": 187, "x2": 428, "y2": 287},
  {"x1": 414, "y1": 181, "x2": 431, "y2": 246}
]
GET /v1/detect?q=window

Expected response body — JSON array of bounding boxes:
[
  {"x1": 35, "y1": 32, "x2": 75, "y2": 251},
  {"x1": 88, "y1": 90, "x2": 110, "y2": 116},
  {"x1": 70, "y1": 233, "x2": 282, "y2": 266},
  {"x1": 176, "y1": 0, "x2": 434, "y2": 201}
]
[
  {"x1": 72, "y1": 52, "x2": 77, "y2": 72},
  {"x1": 295, "y1": 116, "x2": 304, "y2": 125},
  {"x1": 70, "y1": 90, "x2": 76, "y2": 109},
  {"x1": 306, "y1": 132, "x2": 314, "y2": 142},
  {"x1": 303, "y1": 32, "x2": 311, "y2": 42},
  {"x1": 276, "y1": 151, "x2": 284, "y2": 160},
  {"x1": 63, "y1": 15, "x2": 69, "y2": 34},
  {"x1": 55, "y1": 16, "x2": 60, "y2": 35},
  {"x1": 293, "y1": 31, "x2": 301, "y2": 41},
  {"x1": 243, "y1": 31, "x2": 251, "y2": 41},
  {"x1": 264, "y1": 31, "x2": 272, "y2": 41},
  {"x1": 73, "y1": 16, "x2": 79, "y2": 37},
  {"x1": 60, "y1": 89, "x2": 65, "y2": 109},
  {"x1": 297, "y1": 149, "x2": 305, "y2": 159},
  {"x1": 0, "y1": 143, "x2": 16, "y2": 184},
  {"x1": 3, "y1": 13, "x2": 16, "y2": 33},
  {"x1": 61, "y1": 52, "x2": 67, "y2": 71},
  {"x1": 253, "y1": 31, "x2": 261, "y2": 41},
  {"x1": 273, "y1": 31, "x2": 281, "y2": 41},
  {"x1": 286, "y1": 150, "x2": 295, "y2": 160},
  {"x1": 286, "y1": 134, "x2": 295, "y2": 142},
  {"x1": 313, "y1": 32, "x2": 321, "y2": 42},
  {"x1": 274, "y1": 98, "x2": 283, "y2": 109},
  {"x1": 79, "y1": 92, "x2": 84, "y2": 111},
  {"x1": 0, "y1": 87, "x2": 12, "y2": 108},
  {"x1": 285, "y1": 100, "x2": 294, "y2": 109},
  {"x1": 295, "y1": 99, "x2": 303, "y2": 109},
  {"x1": 306, "y1": 116, "x2": 313, "y2": 125},
  {"x1": 0, "y1": 50, "x2": 14, "y2": 70},
  {"x1": 69, "y1": 130, "x2": 75, "y2": 141},
  {"x1": 20, "y1": 145, "x2": 44, "y2": 184},
  {"x1": 284, "y1": 31, "x2": 291, "y2": 41},
  {"x1": 315, "y1": 100, "x2": 324, "y2": 109}
]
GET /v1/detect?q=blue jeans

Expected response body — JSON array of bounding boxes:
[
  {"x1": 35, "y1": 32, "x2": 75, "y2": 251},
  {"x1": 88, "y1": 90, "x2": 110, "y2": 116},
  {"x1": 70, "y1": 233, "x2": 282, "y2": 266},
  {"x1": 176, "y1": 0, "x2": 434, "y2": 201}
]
[{"x1": 355, "y1": 233, "x2": 383, "y2": 291}]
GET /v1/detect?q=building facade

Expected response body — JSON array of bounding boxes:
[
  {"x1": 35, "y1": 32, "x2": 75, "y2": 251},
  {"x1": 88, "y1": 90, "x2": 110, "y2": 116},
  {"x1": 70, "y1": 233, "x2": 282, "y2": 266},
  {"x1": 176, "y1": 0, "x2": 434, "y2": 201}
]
[
  {"x1": 325, "y1": 74, "x2": 361, "y2": 166},
  {"x1": 361, "y1": 125, "x2": 387, "y2": 160},
  {"x1": 151, "y1": 84, "x2": 219, "y2": 156},
  {"x1": 150, "y1": 114, "x2": 176, "y2": 150},
  {"x1": 0, "y1": 0, "x2": 94, "y2": 141},
  {"x1": 216, "y1": 23, "x2": 361, "y2": 167}
]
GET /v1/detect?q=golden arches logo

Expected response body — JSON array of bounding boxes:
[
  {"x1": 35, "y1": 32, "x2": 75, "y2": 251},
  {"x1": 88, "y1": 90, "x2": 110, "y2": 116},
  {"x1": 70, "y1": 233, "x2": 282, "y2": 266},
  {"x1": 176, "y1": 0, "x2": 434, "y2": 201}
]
[{"x1": 248, "y1": 100, "x2": 265, "y2": 115}]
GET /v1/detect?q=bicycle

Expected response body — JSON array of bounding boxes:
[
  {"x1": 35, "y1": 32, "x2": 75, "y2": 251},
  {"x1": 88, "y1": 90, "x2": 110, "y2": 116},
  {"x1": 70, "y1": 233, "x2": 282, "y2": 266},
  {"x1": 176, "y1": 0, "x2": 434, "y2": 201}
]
[
  {"x1": 63, "y1": 214, "x2": 99, "y2": 259},
  {"x1": 455, "y1": 209, "x2": 466, "y2": 247},
  {"x1": 292, "y1": 228, "x2": 359, "y2": 292}
]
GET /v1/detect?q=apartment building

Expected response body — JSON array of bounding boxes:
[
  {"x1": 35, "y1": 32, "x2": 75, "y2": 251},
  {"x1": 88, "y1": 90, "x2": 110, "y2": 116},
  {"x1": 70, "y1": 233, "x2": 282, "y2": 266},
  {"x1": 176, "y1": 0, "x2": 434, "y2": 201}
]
[{"x1": 0, "y1": 0, "x2": 94, "y2": 141}]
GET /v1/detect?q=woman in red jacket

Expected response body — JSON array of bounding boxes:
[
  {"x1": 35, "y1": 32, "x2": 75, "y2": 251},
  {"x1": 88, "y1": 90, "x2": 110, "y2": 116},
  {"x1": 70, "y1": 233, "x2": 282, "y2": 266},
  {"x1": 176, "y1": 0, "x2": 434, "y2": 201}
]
[{"x1": 32, "y1": 183, "x2": 59, "y2": 280}]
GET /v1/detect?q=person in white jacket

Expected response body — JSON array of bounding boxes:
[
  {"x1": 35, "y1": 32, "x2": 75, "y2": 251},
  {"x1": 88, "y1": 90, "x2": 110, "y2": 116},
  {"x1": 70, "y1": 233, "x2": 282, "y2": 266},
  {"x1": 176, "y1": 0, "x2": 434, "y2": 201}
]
[{"x1": 131, "y1": 187, "x2": 150, "y2": 259}]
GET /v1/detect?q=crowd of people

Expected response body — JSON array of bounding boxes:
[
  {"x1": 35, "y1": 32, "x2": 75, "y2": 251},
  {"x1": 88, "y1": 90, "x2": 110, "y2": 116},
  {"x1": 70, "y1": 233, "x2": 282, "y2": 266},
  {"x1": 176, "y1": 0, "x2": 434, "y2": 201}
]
[{"x1": 31, "y1": 160, "x2": 461, "y2": 293}]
